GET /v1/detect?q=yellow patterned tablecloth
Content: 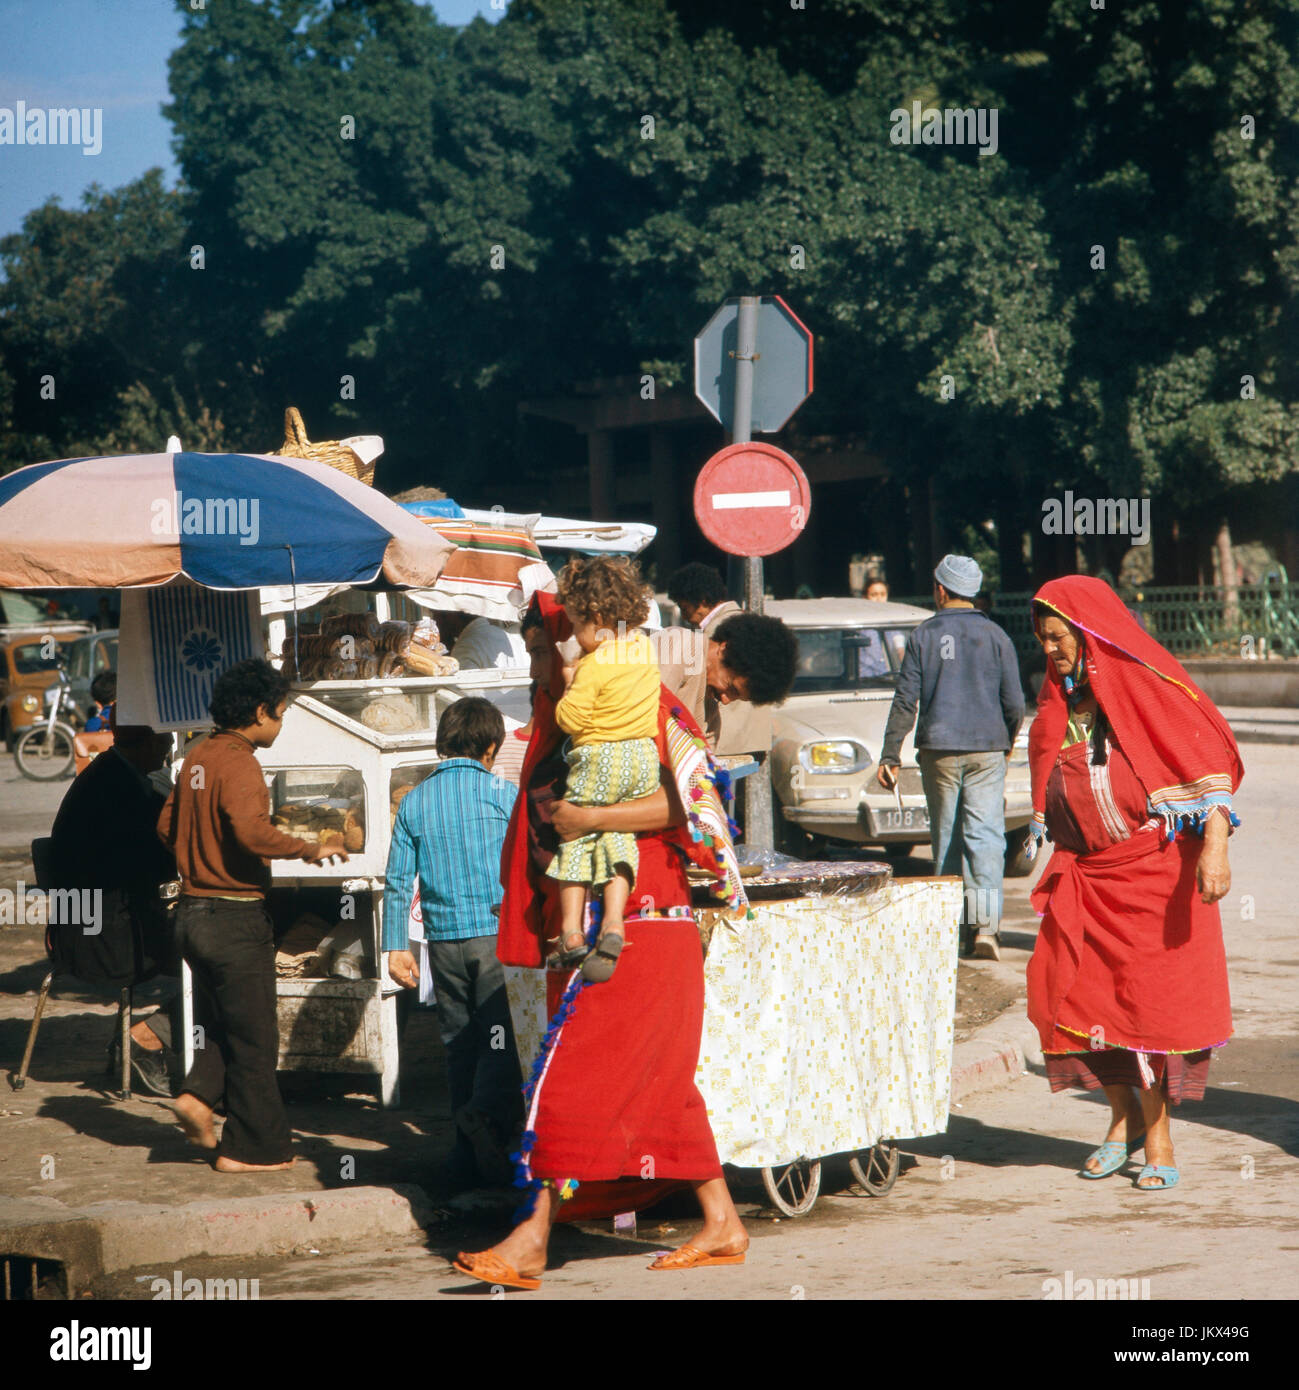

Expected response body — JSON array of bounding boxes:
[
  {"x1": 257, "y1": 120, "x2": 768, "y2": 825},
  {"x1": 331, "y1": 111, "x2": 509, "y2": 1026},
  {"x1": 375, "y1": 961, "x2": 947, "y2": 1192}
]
[
  {"x1": 698, "y1": 878, "x2": 962, "y2": 1167},
  {"x1": 503, "y1": 877, "x2": 962, "y2": 1169}
]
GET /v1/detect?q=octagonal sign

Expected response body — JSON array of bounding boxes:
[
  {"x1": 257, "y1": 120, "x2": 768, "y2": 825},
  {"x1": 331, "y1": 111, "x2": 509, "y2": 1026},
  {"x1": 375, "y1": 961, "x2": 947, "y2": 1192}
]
[{"x1": 693, "y1": 295, "x2": 814, "y2": 434}]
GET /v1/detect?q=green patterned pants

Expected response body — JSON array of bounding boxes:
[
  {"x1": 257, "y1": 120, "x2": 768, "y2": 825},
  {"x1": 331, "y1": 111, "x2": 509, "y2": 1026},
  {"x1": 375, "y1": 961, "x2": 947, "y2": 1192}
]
[{"x1": 546, "y1": 737, "x2": 660, "y2": 888}]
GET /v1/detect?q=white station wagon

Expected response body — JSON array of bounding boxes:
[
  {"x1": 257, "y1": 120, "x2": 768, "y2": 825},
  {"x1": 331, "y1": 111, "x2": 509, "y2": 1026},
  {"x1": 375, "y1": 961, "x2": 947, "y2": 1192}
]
[{"x1": 765, "y1": 598, "x2": 1037, "y2": 874}]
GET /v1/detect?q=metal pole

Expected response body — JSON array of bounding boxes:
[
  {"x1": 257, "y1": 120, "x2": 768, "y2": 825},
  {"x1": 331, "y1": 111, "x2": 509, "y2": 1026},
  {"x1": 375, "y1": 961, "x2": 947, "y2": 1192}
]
[{"x1": 730, "y1": 297, "x2": 774, "y2": 852}]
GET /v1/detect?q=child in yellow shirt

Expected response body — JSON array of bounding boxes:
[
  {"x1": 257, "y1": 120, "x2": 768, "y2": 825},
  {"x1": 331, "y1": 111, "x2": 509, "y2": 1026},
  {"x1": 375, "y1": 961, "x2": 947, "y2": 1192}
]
[{"x1": 547, "y1": 556, "x2": 661, "y2": 982}]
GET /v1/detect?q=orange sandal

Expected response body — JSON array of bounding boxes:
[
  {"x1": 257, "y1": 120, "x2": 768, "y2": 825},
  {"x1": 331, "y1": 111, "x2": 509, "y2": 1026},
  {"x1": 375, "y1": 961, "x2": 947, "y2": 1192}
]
[
  {"x1": 648, "y1": 1244, "x2": 747, "y2": 1271},
  {"x1": 452, "y1": 1249, "x2": 543, "y2": 1291}
]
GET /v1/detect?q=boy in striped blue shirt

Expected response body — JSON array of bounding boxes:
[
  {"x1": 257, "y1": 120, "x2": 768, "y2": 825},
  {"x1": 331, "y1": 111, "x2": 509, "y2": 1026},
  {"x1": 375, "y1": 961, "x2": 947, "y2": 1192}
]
[{"x1": 384, "y1": 697, "x2": 521, "y2": 1188}]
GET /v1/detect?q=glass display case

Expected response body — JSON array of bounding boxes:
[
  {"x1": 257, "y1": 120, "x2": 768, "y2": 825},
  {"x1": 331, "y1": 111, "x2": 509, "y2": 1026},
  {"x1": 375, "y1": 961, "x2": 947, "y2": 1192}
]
[{"x1": 237, "y1": 666, "x2": 530, "y2": 1107}]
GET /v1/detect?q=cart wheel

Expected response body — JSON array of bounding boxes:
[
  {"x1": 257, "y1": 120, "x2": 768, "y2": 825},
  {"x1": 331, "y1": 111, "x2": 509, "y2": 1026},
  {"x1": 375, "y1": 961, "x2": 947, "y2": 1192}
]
[
  {"x1": 761, "y1": 1157, "x2": 822, "y2": 1217},
  {"x1": 849, "y1": 1142, "x2": 900, "y2": 1196}
]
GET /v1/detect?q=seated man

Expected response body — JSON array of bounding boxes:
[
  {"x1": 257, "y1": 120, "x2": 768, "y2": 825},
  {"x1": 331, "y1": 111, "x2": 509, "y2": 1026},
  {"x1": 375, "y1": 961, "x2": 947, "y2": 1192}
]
[{"x1": 48, "y1": 710, "x2": 179, "y2": 1096}]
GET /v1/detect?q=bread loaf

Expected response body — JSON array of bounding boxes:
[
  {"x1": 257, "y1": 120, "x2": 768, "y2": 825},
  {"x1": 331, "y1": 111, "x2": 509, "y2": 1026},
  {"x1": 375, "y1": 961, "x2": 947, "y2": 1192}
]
[
  {"x1": 401, "y1": 643, "x2": 445, "y2": 676},
  {"x1": 360, "y1": 694, "x2": 419, "y2": 733}
]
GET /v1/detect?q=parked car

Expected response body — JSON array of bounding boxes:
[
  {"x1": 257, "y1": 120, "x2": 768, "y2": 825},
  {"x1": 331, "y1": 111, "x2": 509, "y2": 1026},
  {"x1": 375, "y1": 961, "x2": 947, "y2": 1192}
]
[
  {"x1": 0, "y1": 632, "x2": 86, "y2": 750},
  {"x1": 64, "y1": 628, "x2": 119, "y2": 725},
  {"x1": 766, "y1": 599, "x2": 1037, "y2": 875}
]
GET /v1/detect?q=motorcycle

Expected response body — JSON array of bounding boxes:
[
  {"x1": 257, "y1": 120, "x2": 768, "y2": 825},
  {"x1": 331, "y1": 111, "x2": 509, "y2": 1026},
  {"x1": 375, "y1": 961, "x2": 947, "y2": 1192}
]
[{"x1": 14, "y1": 659, "x2": 79, "y2": 781}]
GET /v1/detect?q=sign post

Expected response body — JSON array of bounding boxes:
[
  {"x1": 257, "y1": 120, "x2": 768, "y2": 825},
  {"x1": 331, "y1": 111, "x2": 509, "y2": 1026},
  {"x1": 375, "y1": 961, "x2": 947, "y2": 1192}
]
[{"x1": 694, "y1": 296, "x2": 814, "y2": 852}]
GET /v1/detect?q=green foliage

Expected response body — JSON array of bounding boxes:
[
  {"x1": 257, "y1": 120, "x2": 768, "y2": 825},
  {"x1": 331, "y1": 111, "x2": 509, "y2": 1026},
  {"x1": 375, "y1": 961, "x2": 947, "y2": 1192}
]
[{"x1": 0, "y1": 0, "x2": 1294, "y2": 547}]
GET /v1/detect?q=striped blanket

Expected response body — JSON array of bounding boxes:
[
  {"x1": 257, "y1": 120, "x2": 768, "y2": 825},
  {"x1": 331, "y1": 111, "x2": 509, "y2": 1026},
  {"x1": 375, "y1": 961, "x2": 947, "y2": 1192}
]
[{"x1": 664, "y1": 709, "x2": 751, "y2": 919}]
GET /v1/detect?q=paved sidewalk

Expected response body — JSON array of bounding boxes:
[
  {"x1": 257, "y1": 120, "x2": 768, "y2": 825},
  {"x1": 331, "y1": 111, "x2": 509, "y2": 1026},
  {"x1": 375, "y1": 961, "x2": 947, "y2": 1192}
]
[{"x1": 0, "y1": 879, "x2": 1046, "y2": 1290}]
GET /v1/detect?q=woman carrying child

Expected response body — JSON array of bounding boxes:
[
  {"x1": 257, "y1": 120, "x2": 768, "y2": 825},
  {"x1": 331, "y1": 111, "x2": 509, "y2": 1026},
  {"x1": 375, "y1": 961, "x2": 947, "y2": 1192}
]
[
  {"x1": 546, "y1": 557, "x2": 661, "y2": 983},
  {"x1": 451, "y1": 587, "x2": 750, "y2": 1290}
]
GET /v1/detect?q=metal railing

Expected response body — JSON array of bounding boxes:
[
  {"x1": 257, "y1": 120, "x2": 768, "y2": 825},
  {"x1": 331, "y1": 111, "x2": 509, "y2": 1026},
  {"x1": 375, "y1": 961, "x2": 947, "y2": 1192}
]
[{"x1": 891, "y1": 571, "x2": 1299, "y2": 661}]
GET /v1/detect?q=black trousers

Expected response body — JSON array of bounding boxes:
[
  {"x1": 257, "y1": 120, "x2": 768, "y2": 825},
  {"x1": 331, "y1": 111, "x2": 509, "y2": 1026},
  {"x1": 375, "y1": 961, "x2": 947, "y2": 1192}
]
[
  {"x1": 427, "y1": 935, "x2": 523, "y2": 1159},
  {"x1": 176, "y1": 897, "x2": 291, "y2": 1165}
]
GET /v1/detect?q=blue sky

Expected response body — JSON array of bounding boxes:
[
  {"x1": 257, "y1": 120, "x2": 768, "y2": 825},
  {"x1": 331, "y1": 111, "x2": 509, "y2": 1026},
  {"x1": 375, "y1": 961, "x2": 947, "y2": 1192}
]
[{"x1": 0, "y1": 0, "x2": 505, "y2": 241}]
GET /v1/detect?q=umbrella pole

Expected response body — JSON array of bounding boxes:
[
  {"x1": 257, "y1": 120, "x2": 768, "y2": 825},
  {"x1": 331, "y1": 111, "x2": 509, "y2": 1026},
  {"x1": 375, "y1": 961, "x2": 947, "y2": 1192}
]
[{"x1": 285, "y1": 544, "x2": 300, "y2": 677}]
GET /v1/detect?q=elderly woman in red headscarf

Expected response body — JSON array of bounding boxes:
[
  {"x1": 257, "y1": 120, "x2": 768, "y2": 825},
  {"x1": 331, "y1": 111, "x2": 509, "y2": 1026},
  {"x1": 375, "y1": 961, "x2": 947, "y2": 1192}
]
[
  {"x1": 451, "y1": 593, "x2": 750, "y2": 1290},
  {"x1": 1026, "y1": 576, "x2": 1243, "y2": 1191}
]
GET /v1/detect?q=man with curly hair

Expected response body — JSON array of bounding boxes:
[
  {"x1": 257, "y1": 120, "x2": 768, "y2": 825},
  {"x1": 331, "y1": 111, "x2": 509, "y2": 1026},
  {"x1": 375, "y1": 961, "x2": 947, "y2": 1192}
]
[
  {"x1": 158, "y1": 658, "x2": 346, "y2": 1171},
  {"x1": 653, "y1": 595, "x2": 798, "y2": 756},
  {"x1": 663, "y1": 563, "x2": 795, "y2": 756}
]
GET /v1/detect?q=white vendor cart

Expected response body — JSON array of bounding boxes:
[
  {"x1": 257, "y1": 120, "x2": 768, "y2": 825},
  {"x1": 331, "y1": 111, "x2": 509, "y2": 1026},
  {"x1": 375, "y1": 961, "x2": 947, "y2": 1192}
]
[{"x1": 252, "y1": 667, "x2": 530, "y2": 1106}]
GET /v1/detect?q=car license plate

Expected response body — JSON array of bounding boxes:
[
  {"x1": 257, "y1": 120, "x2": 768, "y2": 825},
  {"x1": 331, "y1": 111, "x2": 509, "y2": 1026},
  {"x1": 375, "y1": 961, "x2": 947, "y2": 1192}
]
[{"x1": 876, "y1": 807, "x2": 929, "y2": 832}]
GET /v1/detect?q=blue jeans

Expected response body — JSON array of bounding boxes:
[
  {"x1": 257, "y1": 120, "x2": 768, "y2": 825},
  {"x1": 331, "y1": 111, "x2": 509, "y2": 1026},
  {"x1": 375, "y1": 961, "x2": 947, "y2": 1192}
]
[{"x1": 917, "y1": 750, "x2": 1007, "y2": 936}]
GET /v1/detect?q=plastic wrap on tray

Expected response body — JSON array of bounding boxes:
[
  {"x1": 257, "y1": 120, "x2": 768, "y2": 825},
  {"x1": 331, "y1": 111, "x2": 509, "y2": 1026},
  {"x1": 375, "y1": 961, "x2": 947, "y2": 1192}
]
[{"x1": 689, "y1": 854, "x2": 892, "y2": 904}]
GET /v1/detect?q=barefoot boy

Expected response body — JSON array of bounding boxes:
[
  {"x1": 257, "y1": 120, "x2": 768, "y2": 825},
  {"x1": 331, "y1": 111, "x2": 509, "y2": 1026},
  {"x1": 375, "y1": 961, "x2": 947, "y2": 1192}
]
[{"x1": 157, "y1": 659, "x2": 345, "y2": 1171}]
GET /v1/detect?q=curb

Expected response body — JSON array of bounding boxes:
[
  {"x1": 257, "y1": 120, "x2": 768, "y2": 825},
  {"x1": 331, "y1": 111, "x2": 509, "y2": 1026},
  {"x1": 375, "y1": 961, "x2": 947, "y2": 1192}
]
[
  {"x1": 950, "y1": 1006, "x2": 1042, "y2": 1104},
  {"x1": 1226, "y1": 729, "x2": 1299, "y2": 746},
  {"x1": 0, "y1": 1183, "x2": 434, "y2": 1293}
]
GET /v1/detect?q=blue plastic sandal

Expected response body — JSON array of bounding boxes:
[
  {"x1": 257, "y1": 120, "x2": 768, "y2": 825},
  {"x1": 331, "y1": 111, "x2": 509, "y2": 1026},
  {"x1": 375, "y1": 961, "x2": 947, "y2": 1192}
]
[
  {"x1": 1079, "y1": 1133, "x2": 1145, "y2": 1180},
  {"x1": 1135, "y1": 1163, "x2": 1179, "y2": 1190}
]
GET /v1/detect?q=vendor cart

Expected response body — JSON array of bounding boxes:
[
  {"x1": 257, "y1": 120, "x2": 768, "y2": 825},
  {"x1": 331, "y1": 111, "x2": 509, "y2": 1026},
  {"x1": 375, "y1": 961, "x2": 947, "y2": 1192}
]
[
  {"x1": 504, "y1": 868, "x2": 963, "y2": 1216},
  {"x1": 172, "y1": 650, "x2": 532, "y2": 1107}
]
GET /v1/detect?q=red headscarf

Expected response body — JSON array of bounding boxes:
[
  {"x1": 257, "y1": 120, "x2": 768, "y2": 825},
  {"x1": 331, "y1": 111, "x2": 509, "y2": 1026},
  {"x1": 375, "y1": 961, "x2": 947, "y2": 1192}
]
[{"x1": 1028, "y1": 576, "x2": 1243, "y2": 839}]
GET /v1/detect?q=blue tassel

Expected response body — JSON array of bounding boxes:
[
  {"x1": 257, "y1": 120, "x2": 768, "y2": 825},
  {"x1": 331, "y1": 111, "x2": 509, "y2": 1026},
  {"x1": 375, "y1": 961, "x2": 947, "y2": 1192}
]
[{"x1": 511, "y1": 970, "x2": 589, "y2": 1221}]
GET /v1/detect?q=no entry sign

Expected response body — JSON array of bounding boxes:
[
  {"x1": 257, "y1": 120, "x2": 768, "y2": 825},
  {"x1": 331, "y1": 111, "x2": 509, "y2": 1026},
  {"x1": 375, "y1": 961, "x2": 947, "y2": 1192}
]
[{"x1": 693, "y1": 443, "x2": 811, "y2": 557}]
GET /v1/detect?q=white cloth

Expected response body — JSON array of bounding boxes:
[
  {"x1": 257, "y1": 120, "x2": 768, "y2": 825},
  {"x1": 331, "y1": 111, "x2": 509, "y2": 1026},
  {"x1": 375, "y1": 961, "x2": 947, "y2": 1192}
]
[
  {"x1": 504, "y1": 878, "x2": 964, "y2": 1161},
  {"x1": 117, "y1": 582, "x2": 263, "y2": 732}
]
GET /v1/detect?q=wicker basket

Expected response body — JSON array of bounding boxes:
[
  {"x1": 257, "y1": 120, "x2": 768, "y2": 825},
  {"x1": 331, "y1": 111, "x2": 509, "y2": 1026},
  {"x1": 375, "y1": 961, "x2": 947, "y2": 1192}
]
[{"x1": 274, "y1": 406, "x2": 380, "y2": 487}]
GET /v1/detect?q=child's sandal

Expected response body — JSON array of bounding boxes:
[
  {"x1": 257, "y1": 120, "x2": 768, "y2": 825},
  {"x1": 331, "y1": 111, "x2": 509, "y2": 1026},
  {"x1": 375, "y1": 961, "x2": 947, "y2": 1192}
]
[
  {"x1": 546, "y1": 934, "x2": 591, "y2": 972},
  {"x1": 580, "y1": 932, "x2": 624, "y2": 984}
]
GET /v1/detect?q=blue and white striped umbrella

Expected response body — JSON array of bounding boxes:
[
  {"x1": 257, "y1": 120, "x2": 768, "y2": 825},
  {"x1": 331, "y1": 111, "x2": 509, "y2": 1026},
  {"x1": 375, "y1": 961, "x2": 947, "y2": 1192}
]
[{"x1": 0, "y1": 451, "x2": 455, "y2": 590}]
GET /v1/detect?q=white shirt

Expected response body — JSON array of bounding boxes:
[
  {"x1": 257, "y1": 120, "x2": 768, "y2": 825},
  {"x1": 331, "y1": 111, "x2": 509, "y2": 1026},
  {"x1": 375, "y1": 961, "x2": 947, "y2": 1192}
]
[{"x1": 450, "y1": 618, "x2": 528, "y2": 670}]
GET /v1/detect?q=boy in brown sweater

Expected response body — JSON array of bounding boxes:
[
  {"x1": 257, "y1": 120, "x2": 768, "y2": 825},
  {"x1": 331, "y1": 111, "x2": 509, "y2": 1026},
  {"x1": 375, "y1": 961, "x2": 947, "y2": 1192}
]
[{"x1": 158, "y1": 659, "x2": 345, "y2": 1171}]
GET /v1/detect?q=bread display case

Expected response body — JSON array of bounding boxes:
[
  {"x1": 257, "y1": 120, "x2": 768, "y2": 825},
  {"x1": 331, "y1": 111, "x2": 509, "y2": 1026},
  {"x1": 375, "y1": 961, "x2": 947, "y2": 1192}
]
[{"x1": 245, "y1": 667, "x2": 531, "y2": 1106}]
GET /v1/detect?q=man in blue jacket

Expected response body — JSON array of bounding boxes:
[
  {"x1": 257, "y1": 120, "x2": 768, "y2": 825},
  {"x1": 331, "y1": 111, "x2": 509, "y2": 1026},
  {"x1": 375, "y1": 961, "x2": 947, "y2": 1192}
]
[{"x1": 876, "y1": 555, "x2": 1025, "y2": 960}]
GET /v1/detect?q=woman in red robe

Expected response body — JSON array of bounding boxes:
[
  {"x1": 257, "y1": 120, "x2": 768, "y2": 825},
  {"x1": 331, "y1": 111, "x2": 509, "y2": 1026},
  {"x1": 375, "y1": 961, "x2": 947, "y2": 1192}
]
[
  {"x1": 1026, "y1": 577, "x2": 1242, "y2": 1191},
  {"x1": 453, "y1": 593, "x2": 749, "y2": 1290}
]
